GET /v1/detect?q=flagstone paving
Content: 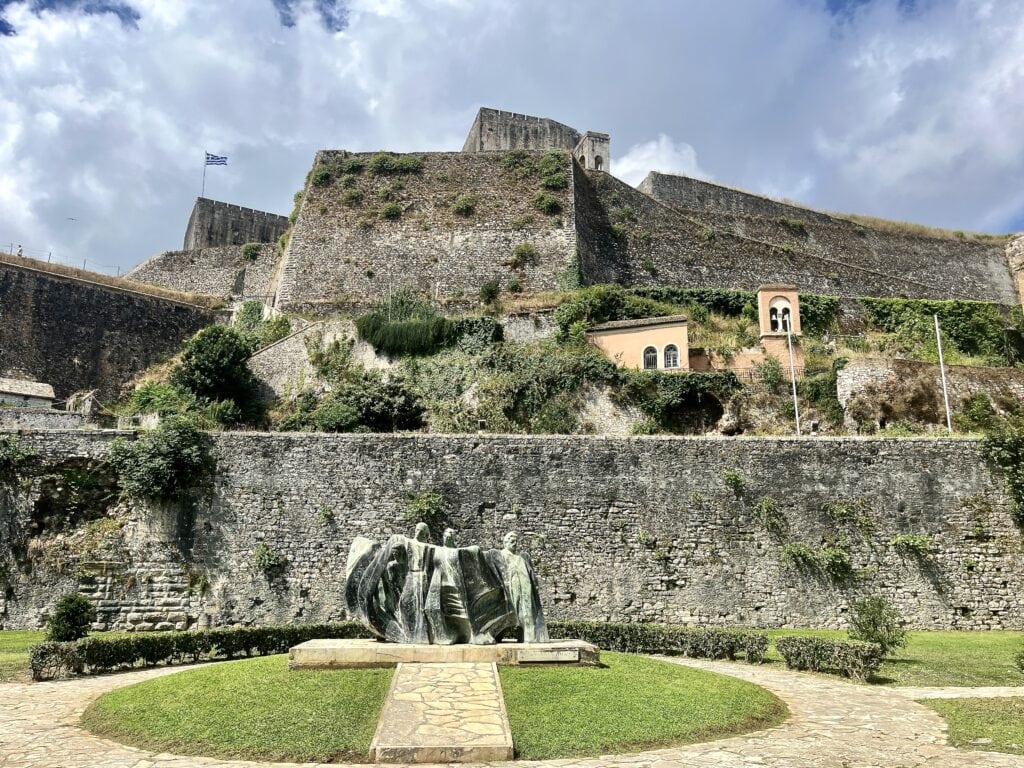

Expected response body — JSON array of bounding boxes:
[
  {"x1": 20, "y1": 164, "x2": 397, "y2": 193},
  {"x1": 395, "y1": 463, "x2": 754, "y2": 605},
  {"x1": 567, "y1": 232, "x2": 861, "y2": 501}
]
[
  {"x1": 370, "y1": 662, "x2": 513, "y2": 763},
  {"x1": 3, "y1": 656, "x2": 1024, "y2": 767}
]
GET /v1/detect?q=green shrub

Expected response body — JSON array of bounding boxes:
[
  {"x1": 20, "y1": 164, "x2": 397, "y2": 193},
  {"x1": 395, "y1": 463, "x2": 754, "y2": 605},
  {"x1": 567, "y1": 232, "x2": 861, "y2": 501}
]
[
  {"x1": 253, "y1": 542, "x2": 288, "y2": 577},
  {"x1": 550, "y1": 621, "x2": 768, "y2": 663},
  {"x1": 30, "y1": 622, "x2": 372, "y2": 680},
  {"x1": 108, "y1": 416, "x2": 213, "y2": 501},
  {"x1": 379, "y1": 202, "x2": 402, "y2": 220},
  {"x1": 609, "y1": 223, "x2": 626, "y2": 241},
  {"x1": 541, "y1": 171, "x2": 567, "y2": 190},
  {"x1": 510, "y1": 242, "x2": 539, "y2": 270},
  {"x1": 530, "y1": 393, "x2": 580, "y2": 434},
  {"x1": 847, "y1": 596, "x2": 907, "y2": 655},
  {"x1": 311, "y1": 166, "x2": 333, "y2": 186},
  {"x1": 617, "y1": 370, "x2": 740, "y2": 434},
  {"x1": 507, "y1": 276, "x2": 523, "y2": 294},
  {"x1": 780, "y1": 542, "x2": 818, "y2": 571},
  {"x1": 240, "y1": 242, "x2": 260, "y2": 261},
  {"x1": 756, "y1": 356, "x2": 783, "y2": 391},
  {"x1": 367, "y1": 152, "x2": 423, "y2": 175},
  {"x1": 955, "y1": 392, "x2": 1002, "y2": 434},
  {"x1": 171, "y1": 325, "x2": 259, "y2": 411},
  {"x1": 339, "y1": 173, "x2": 359, "y2": 188},
  {"x1": 861, "y1": 297, "x2": 1010, "y2": 361},
  {"x1": 0, "y1": 434, "x2": 38, "y2": 481},
  {"x1": 774, "y1": 636, "x2": 883, "y2": 680},
  {"x1": 450, "y1": 194, "x2": 476, "y2": 216},
  {"x1": 46, "y1": 594, "x2": 96, "y2": 641},
  {"x1": 29, "y1": 641, "x2": 82, "y2": 681},
  {"x1": 722, "y1": 468, "x2": 745, "y2": 497},
  {"x1": 889, "y1": 533, "x2": 932, "y2": 555},
  {"x1": 532, "y1": 191, "x2": 562, "y2": 215},
  {"x1": 632, "y1": 287, "x2": 754, "y2": 317},
  {"x1": 798, "y1": 294, "x2": 840, "y2": 337},
  {"x1": 341, "y1": 187, "x2": 363, "y2": 206},
  {"x1": 753, "y1": 496, "x2": 787, "y2": 536},
  {"x1": 123, "y1": 382, "x2": 194, "y2": 417},
  {"x1": 356, "y1": 313, "x2": 455, "y2": 358},
  {"x1": 480, "y1": 280, "x2": 501, "y2": 304},
  {"x1": 555, "y1": 285, "x2": 680, "y2": 335},
  {"x1": 980, "y1": 427, "x2": 1024, "y2": 524},
  {"x1": 339, "y1": 156, "x2": 365, "y2": 174},
  {"x1": 404, "y1": 491, "x2": 444, "y2": 525}
]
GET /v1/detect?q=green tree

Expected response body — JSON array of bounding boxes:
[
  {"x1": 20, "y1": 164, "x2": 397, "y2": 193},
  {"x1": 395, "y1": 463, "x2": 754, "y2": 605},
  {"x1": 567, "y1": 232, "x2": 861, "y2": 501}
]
[
  {"x1": 108, "y1": 415, "x2": 214, "y2": 500},
  {"x1": 46, "y1": 594, "x2": 96, "y2": 641},
  {"x1": 171, "y1": 325, "x2": 259, "y2": 414}
]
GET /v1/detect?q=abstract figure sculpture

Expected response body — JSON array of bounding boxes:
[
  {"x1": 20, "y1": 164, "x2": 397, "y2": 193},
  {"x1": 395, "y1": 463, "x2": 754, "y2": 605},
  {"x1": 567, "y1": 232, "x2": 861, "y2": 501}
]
[{"x1": 345, "y1": 527, "x2": 549, "y2": 645}]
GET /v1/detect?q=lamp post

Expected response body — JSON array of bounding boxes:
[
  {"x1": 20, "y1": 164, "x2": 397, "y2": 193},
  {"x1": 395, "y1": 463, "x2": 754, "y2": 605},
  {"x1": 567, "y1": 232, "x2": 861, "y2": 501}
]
[{"x1": 934, "y1": 314, "x2": 953, "y2": 434}]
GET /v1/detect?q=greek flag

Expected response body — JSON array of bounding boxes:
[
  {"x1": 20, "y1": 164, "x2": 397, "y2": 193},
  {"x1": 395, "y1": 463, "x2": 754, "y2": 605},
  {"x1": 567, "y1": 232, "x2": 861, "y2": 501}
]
[{"x1": 205, "y1": 152, "x2": 228, "y2": 166}]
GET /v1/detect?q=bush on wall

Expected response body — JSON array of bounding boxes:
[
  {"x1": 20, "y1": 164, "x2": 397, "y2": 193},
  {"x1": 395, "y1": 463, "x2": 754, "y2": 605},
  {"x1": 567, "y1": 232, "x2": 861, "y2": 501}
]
[
  {"x1": 108, "y1": 415, "x2": 214, "y2": 501},
  {"x1": 355, "y1": 289, "x2": 457, "y2": 357}
]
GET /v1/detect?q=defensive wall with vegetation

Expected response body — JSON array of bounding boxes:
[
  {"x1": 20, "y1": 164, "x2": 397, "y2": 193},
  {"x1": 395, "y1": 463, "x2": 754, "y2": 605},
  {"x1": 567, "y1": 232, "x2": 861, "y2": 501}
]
[{"x1": 2, "y1": 429, "x2": 1023, "y2": 633}]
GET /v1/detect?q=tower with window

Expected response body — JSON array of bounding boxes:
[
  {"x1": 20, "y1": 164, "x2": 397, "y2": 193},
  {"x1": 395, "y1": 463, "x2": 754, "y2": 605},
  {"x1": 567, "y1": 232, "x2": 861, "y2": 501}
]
[{"x1": 756, "y1": 284, "x2": 805, "y2": 377}]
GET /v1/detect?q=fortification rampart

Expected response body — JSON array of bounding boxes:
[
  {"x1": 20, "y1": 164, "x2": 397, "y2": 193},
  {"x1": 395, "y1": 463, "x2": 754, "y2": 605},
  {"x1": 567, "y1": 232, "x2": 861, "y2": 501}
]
[
  {"x1": 1, "y1": 432, "x2": 1019, "y2": 631},
  {"x1": 126, "y1": 244, "x2": 278, "y2": 300},
  {"x1": 580, "y1": 172, "x2": 1018, "y2": 302},
  {"x1": 639, "y1": 172, "x2": 839, "y2": 225},
  {"x1": 462, "y1": 107, "x2": 582, "y2": 153},
  {"x1": 0, "y1": 261, "x2": 213, "y2": 400},
  {"x1": 183, "y1": 198, "x2": 289, "y2": 251},
  {"x1": 272, "y1": 151, "x2": 578, "y2": 313}
]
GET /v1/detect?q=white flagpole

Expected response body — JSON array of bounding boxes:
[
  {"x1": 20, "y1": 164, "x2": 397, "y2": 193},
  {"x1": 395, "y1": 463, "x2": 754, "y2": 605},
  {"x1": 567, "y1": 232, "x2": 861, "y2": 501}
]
[
  {"x1": 786, "y1": 319, "x2": 801, "y2": 436},
  {"x1": 935, "y1": 314, "x2": 953, "y2": 433},
  {"x1": 202, "y1": 152, "x2": 207, "y2": 198}
]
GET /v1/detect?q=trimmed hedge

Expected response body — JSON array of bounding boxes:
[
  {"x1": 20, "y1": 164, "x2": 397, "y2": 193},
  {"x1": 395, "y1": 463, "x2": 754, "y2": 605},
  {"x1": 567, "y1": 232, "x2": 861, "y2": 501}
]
[
  {"x1": 30, "y1": 622, "x2": 371, "y2": 681},
  {"x1": 550, "y1": 621, "x2": 768, "y2": 663},
  {"x1": 774, "y1": 635, "x2": 883, "y2": 680}
]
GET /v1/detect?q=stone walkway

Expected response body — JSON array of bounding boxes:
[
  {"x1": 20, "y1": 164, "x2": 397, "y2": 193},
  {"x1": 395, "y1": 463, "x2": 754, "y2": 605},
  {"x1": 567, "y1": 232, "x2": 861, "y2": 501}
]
[
  {"x1": 370, "y1": 662, "x2": 513, "y2": 763},
  {"x1": 2, "y1": 658, "x2": 1024, "y2": 767}
]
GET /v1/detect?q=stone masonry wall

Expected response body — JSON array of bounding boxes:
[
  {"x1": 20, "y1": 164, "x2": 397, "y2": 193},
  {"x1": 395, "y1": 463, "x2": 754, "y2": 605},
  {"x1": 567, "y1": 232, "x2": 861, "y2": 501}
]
[
  {"x1": 272, "y1": 151, "x2": 578, "y2": 314},
  {"x1": 1, "y1": 431, "x2": 1020, "y2": 632},
  {"x1": 0, "y1": 261, "x2": 213, "y2": 400},
  {"x1": 580, "y1": 171, "x2": 1018, "y2": 303},
  {"x1": 462, "y1": 107, "x2": 582, "y2": 153},
  {"x1": 183, "y1": 198, "x2": 289, "y2": 251},
  {"x1": 126, "y1": 244, "x2": 278, "y2": 300},
  {"x1": 836, "y1": 358, "x2": 1024, "y2": 429}
]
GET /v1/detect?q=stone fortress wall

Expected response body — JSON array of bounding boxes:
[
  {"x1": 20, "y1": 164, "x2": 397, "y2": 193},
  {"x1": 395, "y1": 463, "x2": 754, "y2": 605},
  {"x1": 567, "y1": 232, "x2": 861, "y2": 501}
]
[
  {"x1": 183, "y1": 197, "x2": 289, "y2": 251},
  {"x1": 1, "y1": 431, "x2": 1020, "y2": 632},
  {"x1": 0, "y1": 260, "x2": 213, "y2": 400},
  {"x1": 126, "y1": 244, "x2": 278, "y2": 301},
  {"x1": 271, "y1": 150, "x2": 579, "y2": 313},
  {"x1": 461, "y1": 107, "x2": 583, "y2": 153},
  {"x1": 120, "y1": 108, "x2": 1020, "y2": 312},
  {"x1": 581, "y1": 171, "x2": 1019, "y2": 304}
]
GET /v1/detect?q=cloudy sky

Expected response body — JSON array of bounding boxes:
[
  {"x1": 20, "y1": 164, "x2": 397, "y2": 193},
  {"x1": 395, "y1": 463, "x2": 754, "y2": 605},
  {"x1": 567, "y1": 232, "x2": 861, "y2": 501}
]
[{"x1": 1, "y1": 0, "x2": 1023, "y2": 273}]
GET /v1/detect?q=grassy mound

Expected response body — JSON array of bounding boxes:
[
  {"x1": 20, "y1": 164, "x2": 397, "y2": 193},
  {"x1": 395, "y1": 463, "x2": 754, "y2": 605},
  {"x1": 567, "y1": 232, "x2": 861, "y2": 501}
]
[
  {"x1": 499, "y1": 652, "x2": 787, "y2": 759},
  {"x1": 81, "y1": 655, "x2": 392, "y2": 762},
  {"x1": 923, "y1": 697, "x2": 1024, "y2": 756}
]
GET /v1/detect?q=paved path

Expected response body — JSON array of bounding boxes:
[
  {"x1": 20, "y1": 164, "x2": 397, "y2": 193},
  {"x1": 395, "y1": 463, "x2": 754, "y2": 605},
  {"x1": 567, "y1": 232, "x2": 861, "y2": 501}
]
[
  {"x1": 3, "y1": 657, "x2": 1024, "y2": 767},
  {"x1": 370, "y1": 662, "x2": 513, "y2": 763}
]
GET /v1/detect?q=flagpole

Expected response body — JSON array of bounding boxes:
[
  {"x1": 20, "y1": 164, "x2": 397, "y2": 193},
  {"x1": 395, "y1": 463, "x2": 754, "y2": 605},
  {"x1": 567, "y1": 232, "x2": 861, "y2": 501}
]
[{"x1": 202, "y1": 152, "x2": 207, "y2": 198}]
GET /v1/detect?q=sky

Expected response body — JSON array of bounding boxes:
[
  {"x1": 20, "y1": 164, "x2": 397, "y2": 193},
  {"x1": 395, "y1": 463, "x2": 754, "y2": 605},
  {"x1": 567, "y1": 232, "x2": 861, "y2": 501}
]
[{"x1": 1, "y1": 0, "x2": 1023, "y2": 273}]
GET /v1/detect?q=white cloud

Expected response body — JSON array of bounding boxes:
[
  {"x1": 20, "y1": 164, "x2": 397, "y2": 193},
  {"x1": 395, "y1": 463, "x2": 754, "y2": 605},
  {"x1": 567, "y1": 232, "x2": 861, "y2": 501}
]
[{"x1": 612, "y1": 134, "x2": 707, "y2": 188}]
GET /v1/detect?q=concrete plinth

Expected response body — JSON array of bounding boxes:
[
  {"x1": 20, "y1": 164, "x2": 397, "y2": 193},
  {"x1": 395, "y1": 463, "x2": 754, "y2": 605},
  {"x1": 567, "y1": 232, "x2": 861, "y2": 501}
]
[{"x1": 288, "y1": 638, "x2": 599, "y2": 669}]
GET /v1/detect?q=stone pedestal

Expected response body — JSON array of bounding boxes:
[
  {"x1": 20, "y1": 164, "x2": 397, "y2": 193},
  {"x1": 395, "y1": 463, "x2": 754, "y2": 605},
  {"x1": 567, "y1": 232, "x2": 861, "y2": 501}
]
[{"x1": 288, "y1": 638, "x2": 600, "y2": 669}]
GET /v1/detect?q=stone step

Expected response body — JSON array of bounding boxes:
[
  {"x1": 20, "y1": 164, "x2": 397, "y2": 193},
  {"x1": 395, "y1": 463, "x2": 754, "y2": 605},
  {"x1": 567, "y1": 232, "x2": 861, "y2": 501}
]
[{"x1": 370, "y1": 662, "x2": 513, "y2": 764}]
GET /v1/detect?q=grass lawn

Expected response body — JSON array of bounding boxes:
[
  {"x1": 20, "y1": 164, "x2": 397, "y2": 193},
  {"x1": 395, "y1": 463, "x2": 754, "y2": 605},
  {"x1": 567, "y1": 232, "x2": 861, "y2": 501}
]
[
  {"x1": 922, "y1": 697, "x2": 1024, "y2": 756},
  {"x1": 0, "y1": 631, "x2": 44, "y2": 682},
  {"x1": 82, "y1": 655, "x2": 393, "y2": 762},
  {"x1": 499, "y1": 652, "x2": 787, "y2": 759},
  {"x1": 766, "y1": 629, "x2": 1024, "y2": 687}
]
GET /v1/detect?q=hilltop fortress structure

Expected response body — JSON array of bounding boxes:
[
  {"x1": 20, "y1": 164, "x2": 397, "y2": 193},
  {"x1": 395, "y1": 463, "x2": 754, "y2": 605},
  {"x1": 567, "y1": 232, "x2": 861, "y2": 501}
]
[{"x1": 125, "y1": 107, "x2": 1024, "y2": 315}]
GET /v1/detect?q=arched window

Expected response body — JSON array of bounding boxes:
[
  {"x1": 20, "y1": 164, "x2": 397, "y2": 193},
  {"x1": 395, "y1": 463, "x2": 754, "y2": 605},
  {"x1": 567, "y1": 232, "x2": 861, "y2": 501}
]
[
  {"x1": 643, "y1": 346, "x2": 658, "y2": 370},
  {"x1": 664, "y1": 344, "x2": 679, "y2": 369},
  {"x1": 594, "y1": 155, "x2": 604, "y2": 171},
  {"x1": 768, "y1": 297, "x2": 792, "y2": 334}
]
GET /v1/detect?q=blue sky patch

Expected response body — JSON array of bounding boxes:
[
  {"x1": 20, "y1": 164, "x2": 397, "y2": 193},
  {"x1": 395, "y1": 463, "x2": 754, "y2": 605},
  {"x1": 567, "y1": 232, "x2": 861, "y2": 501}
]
[
  {"x1": 0, "y1": 0, "x2": 140, "y2": 35},
  {"x1": 273, "y1": 0, "x2": 348, "y2": 32}
]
